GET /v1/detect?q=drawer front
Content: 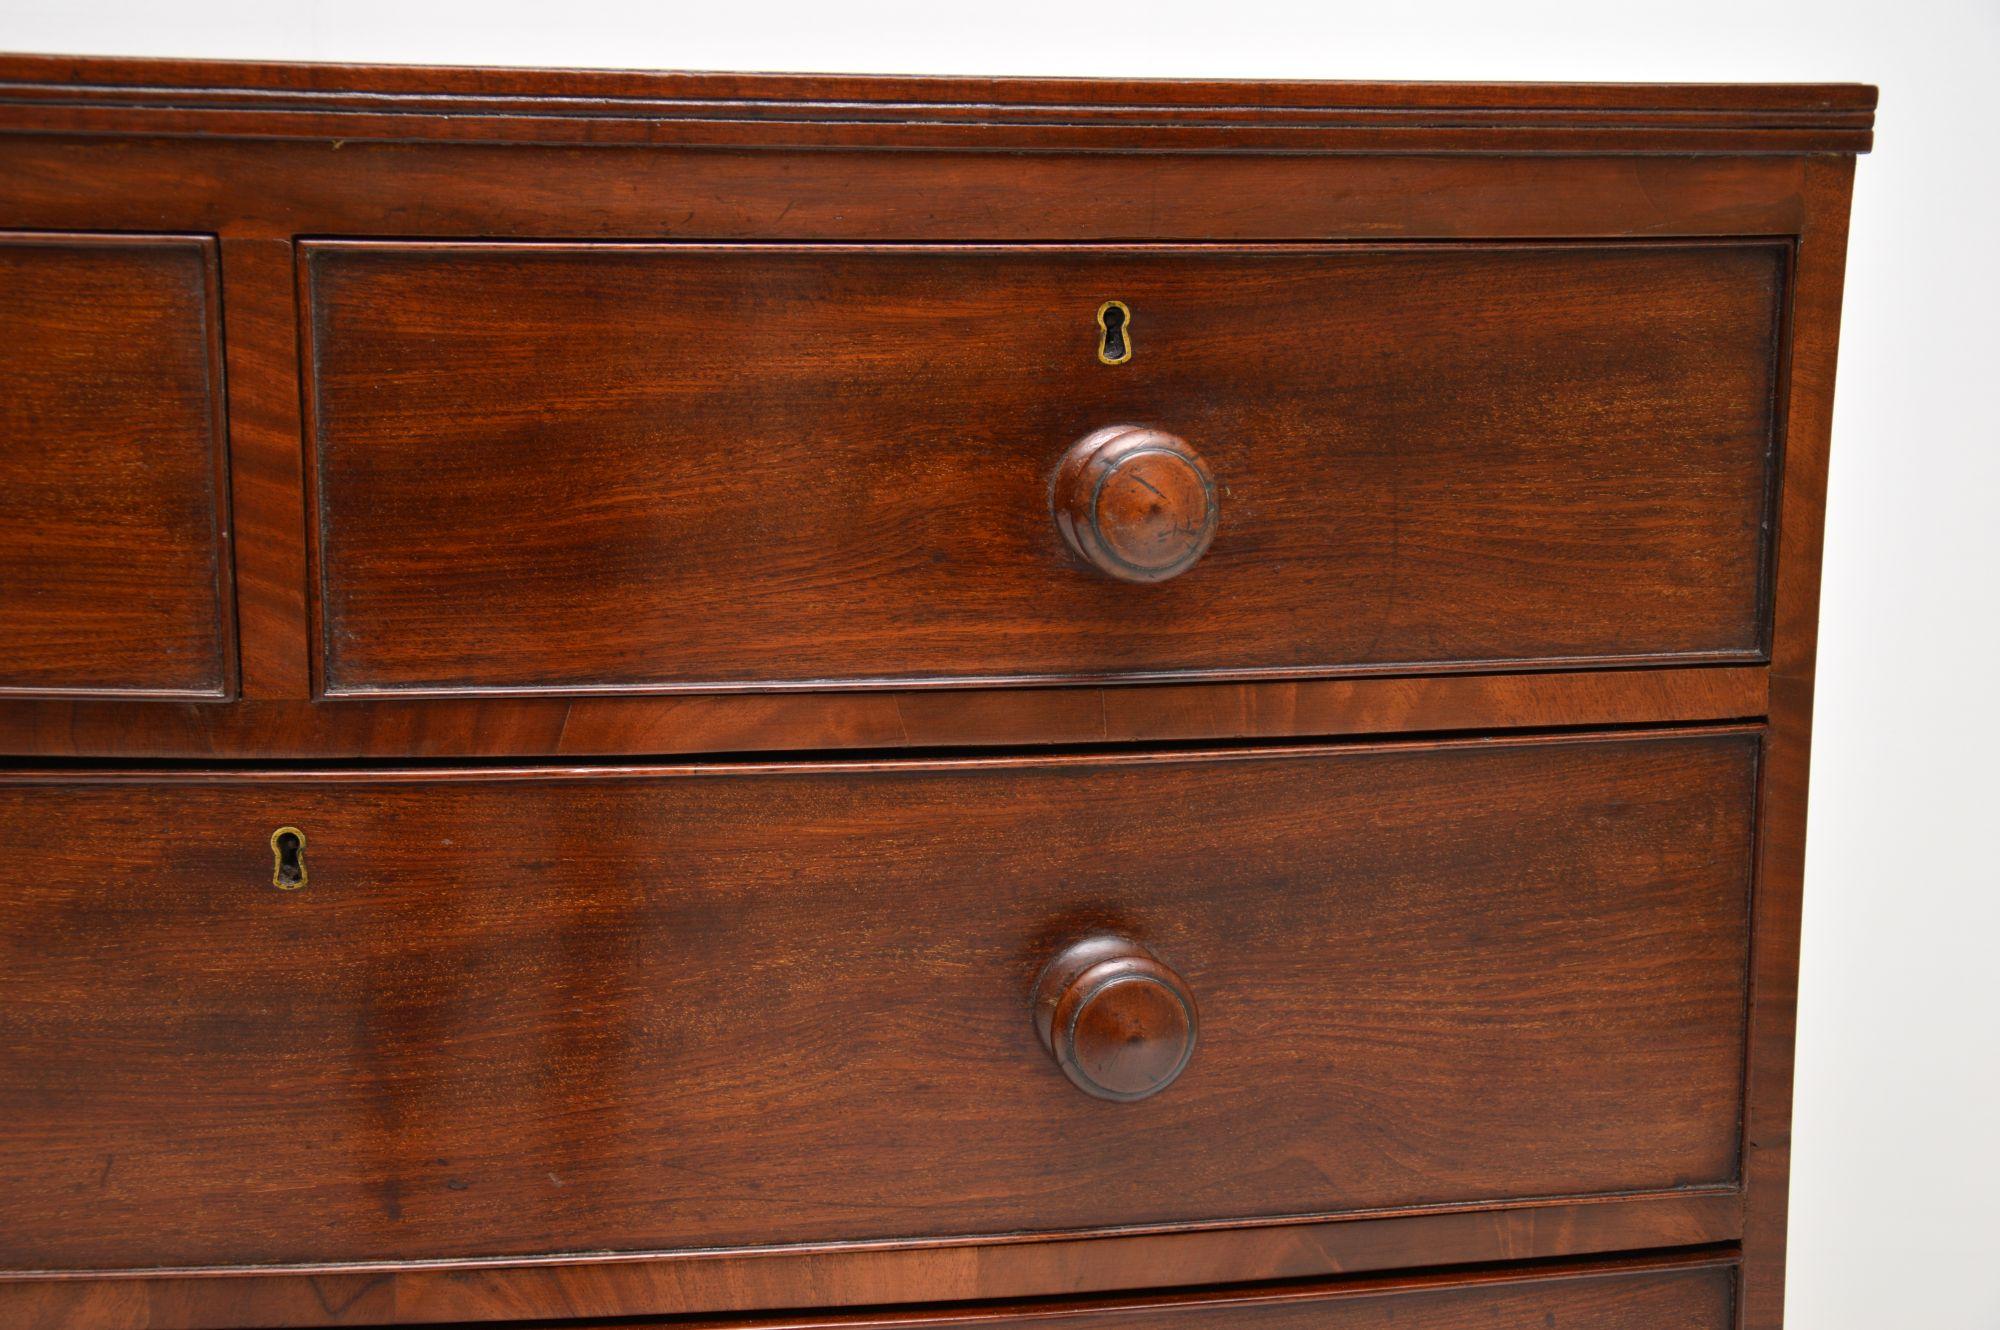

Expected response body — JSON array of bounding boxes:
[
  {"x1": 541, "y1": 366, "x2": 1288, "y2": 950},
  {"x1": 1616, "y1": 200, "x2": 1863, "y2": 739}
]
[
  {"x1": 0, "y1": 233, "x2": 231, "y2": 698},
  {"x1": 571, "y1": 1259, "x2": 1738, "y2": 1330},
  {"x1": 0, "y1": 732, "x2": 1754, "y2": 1269},
  {"x1": 303, "y1": 241, "x2": 1784, "y2": 696}
]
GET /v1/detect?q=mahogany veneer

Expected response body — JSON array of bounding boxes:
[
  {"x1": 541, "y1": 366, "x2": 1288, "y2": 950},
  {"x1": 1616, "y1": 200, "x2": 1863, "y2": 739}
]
[
  {"x1": 506, "y1": 1255, "x2": 1745, "y2": 1330},
  {"x1": 0, "y1": 54, "x2": 1869, "y2": 1330},
  {"x1": 0, "y1": 232, "x2": 231, "y2": 699},
  {"x1": 0, "y1": 734, "x2": 1753, "y2": 1269},
  {"x1": 302, "y1": 239, "x2": 1784, "y2": 695}
]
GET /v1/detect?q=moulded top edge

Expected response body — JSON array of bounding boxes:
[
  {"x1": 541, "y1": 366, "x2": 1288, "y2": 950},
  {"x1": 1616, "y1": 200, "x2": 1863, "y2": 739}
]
[{"x1": 0, "y1": 53, "x2": 1876, "y2": 154}]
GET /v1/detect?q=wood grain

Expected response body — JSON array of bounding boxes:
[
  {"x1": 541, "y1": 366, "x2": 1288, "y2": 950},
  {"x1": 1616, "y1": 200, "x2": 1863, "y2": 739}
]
[
  {"x1": 0, "y1": 1196, "x2": 1742, "y2": 1329},
  {"x1": 1738, "y1": 156, "x2": 1857, "y2": 1330},
  {"x1": 0, "y1": 136, "x2": 1825, "y2": 246},
  {"x1": 523, "y1": 1254, "x2": 1740, "y2": 1330},
  {"x1": 218, "y1": 237, "x2": 312, "y2": 697},
  {"x1": 419, "y1": 1255, "x2": 1739, "y2": 1330},
  {"x1": 303, "y1": 241, "x2": 1784, "y2": 696},
  {"x1": 0, "y1": 54, "x2": 1873, "y2": 152},
  {"x1": 0, "y1": 665, "x2": 1767, "y2": 759},
  {"x1": 0, "y1": 732, "x2": 1754, "y2": 1272},
  {"x1": 0, "y1": 60, "x2": 1872, "y2": 1330},
  {"x1": 0, "y1": 232, "x2": 233, "y2": 698}
]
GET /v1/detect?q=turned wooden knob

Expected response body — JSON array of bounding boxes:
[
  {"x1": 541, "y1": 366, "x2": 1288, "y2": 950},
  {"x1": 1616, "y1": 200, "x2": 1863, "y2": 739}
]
[
  {"x1": 1032, "y1": 935, "x2": 1198, "y2": 1102},
  {"x1": 1051, "y1": 426, "x2": 1218, "y2": 583}
]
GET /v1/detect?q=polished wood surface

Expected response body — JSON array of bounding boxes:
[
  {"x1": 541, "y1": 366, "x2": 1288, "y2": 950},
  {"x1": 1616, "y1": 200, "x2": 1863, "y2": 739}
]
[
  {"x1": 0, "y1": 664, "x2": 1767, "y2": 759},
  {"x1": 1052, "y1": 427, "x2": 1218, "y2": 584},
  {"x1": 1032, "y1": 935, "x2": 1199, "y2": 1100},
  {"x1": 219, "y1": 237, "x2": 313, "y2": 698},
  {"x1": 481, "y1": 1254, "x2": 1739, "y2": 1330},
  {"x1": 0, "y1": 54, "x2": 1873, "y2": 152},
  {"x1": 1738, "y1": 155, "x2": 1858, "y2": 1330},
  {"x1": 0, "y1": 1194, "x2": 1742, "y2": 1329},
  {"x1": 0, "y1": 232, "x2": 232, "y2": 699},
  {"x1": 304, "y1": 240, "x2": 1783, "y2": 695},
  {"x1": 0, "y1": 57, "x2": 1870, "y2": 1330},
  {"x1": 0, "y1": 732, "x2": 1752, "y2": 1271},
  {"x1": 0, "y1": 137, "x2": 1835, "y2": 246}
]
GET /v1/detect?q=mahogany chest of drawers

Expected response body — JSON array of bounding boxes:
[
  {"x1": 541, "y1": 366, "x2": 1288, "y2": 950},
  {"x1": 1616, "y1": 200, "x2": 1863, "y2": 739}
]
[{"x1": 0, "y1": 56, "x2": 1872, "y2": 1330}]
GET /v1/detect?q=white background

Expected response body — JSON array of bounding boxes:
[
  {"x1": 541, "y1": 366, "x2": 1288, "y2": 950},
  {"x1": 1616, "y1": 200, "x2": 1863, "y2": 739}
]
[{"x1": 4, "y1": 1, "x2": 1996, "y2": 1326}]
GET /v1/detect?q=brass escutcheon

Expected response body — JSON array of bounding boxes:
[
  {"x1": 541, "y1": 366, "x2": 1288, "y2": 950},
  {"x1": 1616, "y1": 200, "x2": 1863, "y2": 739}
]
[
  {"x1": 1096, "y1": 300, "x2": 1132, "y2": 366},
  {"x1": 270, "y1": 826, "x2": 307, "y2": 890}
]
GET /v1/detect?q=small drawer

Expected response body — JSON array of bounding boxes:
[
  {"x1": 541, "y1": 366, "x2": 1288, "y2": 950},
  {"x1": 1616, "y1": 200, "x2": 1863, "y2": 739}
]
[
  {"x1": 0, "y1": 730, "x2": 1754, "y2": 1271},
  {"x1": 302, "y1": 240, "x2": 1784, "y2": 697},
  {"x1": 0, "y1": 232, "x2": 232, "y2": 699}
]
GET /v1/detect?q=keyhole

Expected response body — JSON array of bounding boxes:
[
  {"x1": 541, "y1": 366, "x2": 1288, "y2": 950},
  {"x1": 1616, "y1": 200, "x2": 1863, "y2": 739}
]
[
  {"x1": 270, "y1": 827, "x2": 307, "y2": 891},
  {"x1": 1097, "y1": 300, "x2": 1132, "y2": 365}
]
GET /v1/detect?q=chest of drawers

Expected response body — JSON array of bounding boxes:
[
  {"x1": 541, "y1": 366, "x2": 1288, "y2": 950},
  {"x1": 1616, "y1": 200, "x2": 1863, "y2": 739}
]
[{"x1": 0, "y1": 56, "x2": 1871, "y2": 1330}]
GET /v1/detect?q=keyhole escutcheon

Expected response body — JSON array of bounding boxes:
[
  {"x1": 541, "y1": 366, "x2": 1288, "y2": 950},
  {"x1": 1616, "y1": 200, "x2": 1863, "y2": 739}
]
[
  {"x1": 271, "y1": 826, "x2": 307, "y2": 890},
  {"x1": 1097, "y1": 300, "x2": 1132, "y2": 366}
]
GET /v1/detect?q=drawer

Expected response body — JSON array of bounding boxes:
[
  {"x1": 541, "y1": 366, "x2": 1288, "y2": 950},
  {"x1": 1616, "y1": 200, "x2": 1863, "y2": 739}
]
[
  {"x1": 0, "y1": 233, "x2": 232, "y2": 699},
  {"x1": 549, "y1": 1257, "x2": 1738, "y2": 1329},
  {"x1": 0, "y1": 731, "x2": 1754, "y2": 1270},
  {"x1": 302, "y1": 240, "x2": 1785, "y2": 696}
]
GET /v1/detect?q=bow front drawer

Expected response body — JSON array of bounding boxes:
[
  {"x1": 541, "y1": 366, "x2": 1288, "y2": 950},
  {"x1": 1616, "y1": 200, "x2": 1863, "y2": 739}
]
[
  {"x1": 301, "y1": 240, "x2": 1786, "y2": 696},
  {"x1": 522, "y1": 1258, "x2": 1741, "y2": 1330},
  {"x1": 0, "y1": 730, "x2": 1753, "y2": 1270}
]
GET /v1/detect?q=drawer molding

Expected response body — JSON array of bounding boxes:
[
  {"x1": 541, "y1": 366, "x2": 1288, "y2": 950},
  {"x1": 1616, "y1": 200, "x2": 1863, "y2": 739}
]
[
  {"x1": 0, "y1": 664, "x2": 1769, "y2": 759},
  {"x1": 0, "y1": 53, "x2": 1873, "y2": 154},
  {"x1": 0, "y1": 1192, "x2": 1741, "y2": 1330}
]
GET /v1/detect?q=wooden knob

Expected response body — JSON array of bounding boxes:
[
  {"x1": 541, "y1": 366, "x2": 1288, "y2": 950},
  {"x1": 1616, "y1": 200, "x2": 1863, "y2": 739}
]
[
  {"x1": 1052, "y1": 426, "x2": 1218, "y2": 583},
  {"x1": 1032, "y1": 935, "x2": 1198, "y2": 1102}
]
